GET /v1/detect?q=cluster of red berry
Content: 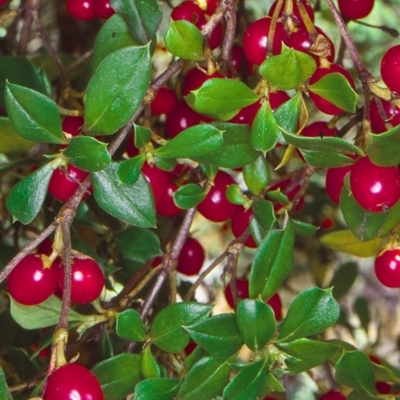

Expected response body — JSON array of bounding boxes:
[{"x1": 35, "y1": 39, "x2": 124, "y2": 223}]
[{"x1": 66, "y1": 0, "x2": 114, "y2": 20}]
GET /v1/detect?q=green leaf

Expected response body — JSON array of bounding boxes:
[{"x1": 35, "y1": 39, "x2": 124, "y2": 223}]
[
  {"x1": 260, "y1": 47, "x2": 316, "y2": 90},
  {"x1": 85, "y1": 45, "x2": 151, "y2": 135},
  {"x1": 308, "y1": 73, "x2": 358, "y2": 113},
  {"x1": 115, "y1": 226, "x2": 162, "y2": 263},
  {"x1": 154, "y1": 124, "x2": 223, "y2": 159},
  {"x1": 92, "y1": 353, "x2": 142, "y2": 400},
  {"x1": 151, "y1": 302, "x2": 212, "y2": 353},
  {"x1": 274, "y1": 93, "x2": 301, "y2": 143},
  {"x1": 91, "y1": 163, "x2": 156, "y2": 227},
  {"x1": 226, "y1": 184, "x2": 248, "y2": 205},
  {"x1": 135, "y1": 378, "x2": 180, "y2": 400},
  {"x1": 249, "y1": 224, "x2": 295, "y2": 301},
  {"x1": 165, "y1": 20, "x2": 204, "y2": 61},
  {"x1": 134, "y1": 125, "x2": 152, "y2": 148},
  {"x1": 250, "y1": 201, "x2": 276, "y2": 246},
  {"x1": 63, "y1": 136, "x2": 111, "y2": 172},
  {"x1": 141, "y1": 347, "x2": 161, "y2": 379},
  {"x1": 367, "y1": 125, "x2": 400, "y2": 166},
  {"x1": 335, "y1": 351, "x2": 376, "y2": 396},
  {"x1": 0, "y1": 368, "x2": 12, "y2": 400},
  {"x1": 177, "y1": 357, "x2": 230, "y2": 400},
  {"x1": 378, "y1": 199, "x2": 400, "y2": 237},
  {"x1": 290, "y1": 219, "x2": 318, "y2": 237},
  {"x1": 173, "y1": 184, "x2": 208, "y2": 209},
  {"x1": 10, "y1": 295, "x2": 89, "y2": 330},
  {"x1": 110, "y1": 0, "x2": 161, "y2": 44},
  {"x1": 302, "y1": 150, "x2": 358, "y2": 168},
  {"x1": 320, "y1": 230, "x2": 382, "y2": 257},
  {"x1": 5, "y1": 82, "x2": 64, "y2": 144},
  {"x1": 186, "y1": 79, "x2": 259, "y2": 120},
  {"x1": 277, "y1": 288, "x2": 340, "y2": 342},
  {"x1": 277, "y1": 339, "x2": 337, "y2": 374},
  {"x1": 184, "y1": 314, "x2": 243, "y2": 359},
  {"x1": 116, "y1": 309, "x2": 146, "y2": 342},
  {"x1": 6, "y1": 160, "x2": 59, "y2": 224},
  {"x1": 236, "y1": 299, "x2": 276, "y2": 352},
  {"x1": 243, "y1": 155, "x2": 270, "y2": 195},
  {"x1": 354, "y1": 297, "x2": 370, "y2": 332},
  {"x1": 223, "y1": 358, "x2": 268, "y2": 400},
  {"x1": 116, "y1": 155, "x2": 145, "y2": 185},
  {"x1": 0, "y1": 117, "x2": 34, "y2": 154},
  {"x1": 346, "y1": 392, "x2": 379, "y2": 400},
  {"x1": 327, "y1": 262, "x2": 359, "y2": 300},
  {"x1": 251, "y1": 101, "x2": 279, "y2": 152}
]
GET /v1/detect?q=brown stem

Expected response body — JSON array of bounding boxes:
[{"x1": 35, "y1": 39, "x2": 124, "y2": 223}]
[
  {"x1": 16, "y1": 0, "x2": 34, "y2": 55},
  {"x1": 221, "y1": 0, "x2": 237, "y2": 65}
]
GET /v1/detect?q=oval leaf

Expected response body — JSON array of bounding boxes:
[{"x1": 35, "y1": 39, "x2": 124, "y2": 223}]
[
  {"x1": 141, "y1": 347, "x2": 161, "y2": 379},
  {"x1": 367, "y1": 125, "x2": 400, "y2": 167},
  {"x1": 116, "y1": 155, "x2": 145, "y2": 185},
  {"x1": 251, "y1": 101, "x2": 279, "y2": 153},
  {"x1": 116, "y1": 309, "x2": 146, "y2": 342},
  {"x1": 173, "y1": 184, "x2": 207, "y2": 209},
  {"x1": 135, "y1": 378, "x2": 180, "y2": 400},
  {"x1": 328, "y1": 262, "x2": 359, "y2": 300},
  {"x1": 243, "y1": 155, "x2": 270, "y2": 195}
]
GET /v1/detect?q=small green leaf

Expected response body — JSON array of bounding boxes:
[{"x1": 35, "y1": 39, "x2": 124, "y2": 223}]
[
  {"x1": 302, "y1": 150, "x2": 358, "y2": 168},
  {"x1": 226, "y1": 184, "x2": 248, "y2": 205},
  {"x1": 63, "y1": 136, "x2": 111, "y2": 172},
  {"x1": 274, "y1": 93, "x2": 301, "y2": 143},
  {"x1": 141, "y1": 347, "x2": 161, "y2": 379},
  {"x1": 379, "y1": 199, "x2": 400, "y2": 236},
  {"x1": 328, "y1": 262, "x2": 359, "y2": 300},
  {"x1": 173, "y1": 184, "x2": 208, "y2": 209},
  {"x1": 5, "y1": 82, "x2": 64, "y2": 144},
  {"x1": 277, "y1": 288, "x2": 340, "y2": 342},
  {"x1": 251, "y1": 101, "x2": 279, "y2": 153},
  {"x1": 251, "y1": 200, "x2": 276, "y2": 232},
  {"x1": 116, "y1": 309, "x2": 146, "y2": 342},
  {"x1": 184, "y1": 314, "x2": 243, "y2": 359},
  {"x1": 134, "y1": 125, "x2": 152, "y2": 148},
  {"x1": 290, "y1": 219, "x2": 318, "y2": 237},
  {"x1": 0, "y1": 117, "x2": 34, "y2": 154},
  {"x1": 116, "y1": 155, "x2": 146, "y2": 185},
  {"x1": 135, "y1": 378, "x2": 180, "y2": 400},
  {"x1": 308, "y1": 73, "x2": 358, "y2": 113},
  {"x1": 237, "y1": 299, "x2": 276, "y2": 352},
  {"x1": 354, "y1": 297, "x2": 370, "y2": 332},
  {"x1": 165, "y1": 20, "x2": 204, "y2": 61},
  {"x1": 151, "y1": 302, "x2": 212, "y2": 353},
  {"x1": 243, "y1": 155, "x2": 270, "y2": 195},
  {"x1": 367, "y1": 125, "x2": 400, "y2": 166},
  {"x1": 0, "y1": 367, "x2": 12, "y2": 400},
  {"x1": 266, "y1": 189, "x2": 289, "y2": 205}
]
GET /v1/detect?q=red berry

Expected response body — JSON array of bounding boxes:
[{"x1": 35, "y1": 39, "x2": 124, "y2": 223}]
[
  {"x1": 197, "y1": 17, "x2": 223, "y2": 50},
  {"x1": 374, "y1": 248, "x2": 400, "y2": 288},
  {"x1": 0, "y1": 0, "x2": 8, "y2": 7},
  {"x1": 48, "y1": 164, "x2": 91, "y2": 202},
  {"x1": 165, "y1": 102, "x2": 205, "y2": 138},
  {"x1": 319, "y1": 391, "x2": 346, "y2": 400},
  {"x1": 171, "y1": 1, "x2": 205, "y2": 25},
  {"x1": 376, "y1": 381, "x2": 391, "y2": 395},
  {"x1": 125, "y1": 135, "x2": 140, "y2": 158},
  {"x1": 302, "y1": 121, "x2": 338, "y2": 138},
  {"x1": 177, "y1": 237, "x2": 205, "y2": 276},
  {"x1": 321, "y1": 217, "x2": 334, "y2": 229},
  {"x1": 205, "y1": 0, "x2": 218, "y2": 15},
  {"x1": 267, "y1": 292, "x2": 283, "y2": 321},
  {"x1": 243, "y1": 17, "x2": 285, "y2": 65},
  {"x1": 231, "y1": 207, "x2": 257, "y2": 248},
  {"x1": 93, "y1": 0, "x2": 115, "y2": 19},
  {"x1": 183, "y1": 68, "x2": 224, "y2": 97},
  {"x1": 370, "y1": 98, "x2": 400, "y2": 133},
  {"x1": 325, "y1": 163, "x2": 354, "y2": 204},
  {"x1": 338, "y1": 0, "x2": 374, "y2": 20},
  {"x1": 268, "y1": 0, "x2": 315, "y2": 25},
  {"x1": 381, "y1": 45, "x2": 400, "y2": 94},
  {"x1": 37, "y1": 238, "x2": 54, "y2": 256},
  {"x1": 309, "y1": 64, "x2": 355, "y2": 115},
  {"x1": 269, "y1": 178, "x2": 304, "y2": 212},
  {"x1": 58, "y1": 257, "x2": 104, "y2": 304},
  {"x1": 44, "y1": 363, "x2": 104, "y2": 400},
  {"x1": 197, "y1": 171, "x2": 239, "y2": 222},
  {"x1": 7, "y1": 254, "x2": 58, "y2": 305},
  {"x1": 66, "y1": 0, "x2": 95, "y2": 20},
  {"x1": 229, "y1": 45, "x2": 253, "y2": 77},
  {"x1": 156, "y1": 180, "x2": 182, "y2": 217},
  {"x1": 184, "y1": 341, "x2": 198, "y2": 355},
  {"x1": 62, "y1": 116, "x2": 84, "y2": 137},
  {"x1": 151, "y1": 87, "x2": 178, "y2": 115},
  {"x1": 349, "y1": 156, "x2": 400, "y2": 212}
]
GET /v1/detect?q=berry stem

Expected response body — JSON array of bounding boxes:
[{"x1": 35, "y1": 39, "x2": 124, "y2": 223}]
[{"x1": 221, "y1": 0, "x2": 237, "y2": 68}]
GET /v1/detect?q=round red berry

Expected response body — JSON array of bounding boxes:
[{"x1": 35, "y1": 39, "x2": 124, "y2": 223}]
[
  {"x1": 66, "y1": 0, "x2": 95, "y2": 20},
  {"x1": 370, "y1": 98, "x2": 400, "y2": 133},
  {"x1": 62, "y1": 116, "x2": 84, "y2": 138},
  {"x1": 93, "y1": 0, "x2": 115, "y2": 19},
  {"x1": 171, "y1": 1, "x2": 204, "y2": 25},
  {"x1": 155, "y1": 180, "x2": 182, "y2": 218},
  {"x1": 338, "y1": 0, "x2": 374, "y2": 20},
  {"x1": 58, "y1": 257, "x2": 104, "y2": 304},
  {"x1": 318, "y1": 391, "x2": 346, "y2": 400},
  {"x1": 349, "y1": 156, "x2": 400, "y2": 212},
  {"x1": 224, "y1": 278, "x2": 249, "y2": 308},
  {"x1": 44, "y1": 363, "x2": 104, "y2": 400},
  {"x1": 183, "y1": 68, "x2": 224, "y2": 97},
  {"x1": 381, "y1": 44, "x2": 400, "y2": 94},
  {"x1": 151, "y1": 87, "x2": 178, "y2": 115},
  {"x1": 205, "y1": 0, "x2": 218, "y2": 15},
  {"x1": 374, "y1": 248, "x2": 400, "y2": 288},
  {"x1": 177, "y1": 237, "x2": 205, "y2": 276},
  {"x1": 325, "y1": 162, "x2": 354, "y2": 204},
  {"x1": 7, "y1": 254, "x2": 58, "y2": 305},
  {"x1": 0, "y1": 0, "x2": 8, "y2": 7},
  {"x1": 231, "y1": 207, "x2": 257, "y2": 248},
  {"x1": 165, "y1": 102, "x2": 205, "y2": 138}
]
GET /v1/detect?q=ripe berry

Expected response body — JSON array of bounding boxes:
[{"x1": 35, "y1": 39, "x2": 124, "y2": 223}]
[
  {"x1": 62, "y1": 116, "x2": 84, "y2": 138},
  {"x1": 165, "y1": 102, "x2": 205, "y2": 138},
  {"x1": 268, "y1": 0, "x2": 315, "y2": 25},
  {"x1": 380, "y1": 45, "x2": 400, "y2": 94},
  {"x1": 370, "y1": 98, "x2": 400, "y2": 133},
  {"x1": 93, "y1": 0, "x2": 115, "y2": 19},
  {"x1": 156, "y1": 180, "x2": 182, "y2": 217},
  {"x1": 205, "y1": 0, "x2": 218, "y2": 15},
  {"x1": 197, "y1": 171, "x2": 239, "y2": 222},
  {"x1": 151, "y1": 87, "x2": 178, "y2": 115},
  {"x1": 318, "y1": 391, "x2": 346, "y2": 400},
  {"x1": 183, "y1": 68, "x2": 224, "y2": 97},
  {"x1": 376, "y1": 381, "x2": 391, "y2": 395},
  {"x1": 66, "y1": 0, "x2": 95, "y2": 20},
  {"x1": 177, "y1": 237, "x2": 205, "y2": 276},
  {"x1": 48, "y1": 164, "x2": 91, "y2": 202},
  {"x1": 171, "y1": 1, "x2": 204, "y2": 25},
  {"x1": 243, "y1": 17, "x2": 285, "y2": 65},
  {"x1": 338, "y1": 0, "x2": 374, "y2": 20},
  {"x1": 58, "y1": 257, "x2": 104, "y2": 304},
  {"x1": 349, "y1": 156, "x2": 400, "y2": 212},
  {"x1": 184, "y1": 341, "x2": 198, "y2": 355},
  {"x1": 374, "y1": 248, "x2": 400, "y2": 288},
  {"x1": 309, "y1": 64, "x2": 356, "y2": 115},
  {"x1": 125, "y1": 135, "x2": 140, "y2": 158},
  {"x1": 44, "y1": 363, "x2": 104, "y2": 400},
  {"x1": 0, "y1": 0, "x2": 8, "y2": 7},
  {"x1": 229, "y1": 45, "x2": 253, "y2": 77},
  {"x1": 7, "y1": 254, "x2": 58, "y2": 305},
  {"x1": 231, "y1": 207, "x2": 257, "y2": 248}
]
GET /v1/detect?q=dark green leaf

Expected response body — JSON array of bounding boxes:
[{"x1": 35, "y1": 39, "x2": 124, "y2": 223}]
[
  {"x1": 85, "y1": 45, "x2": 151, "y2": 135},
  {"x1": 134, "y1": 125, "x2": 152, "y2": 148},
  {"x1": 290, "y1": 219, "x2": 318, "y2": 237},
  {"x1": 135, "y1": 378, "x2": 180, "y2": 400},
  {"x1": 5, "y1": 82, "x2": 64, "y2": 144},
  {"x1": 367, "y1": 125, "x2": 400, "y2": 166},
  {"x1": 252, "y1": 200, "x2": 276, "y2": 232},
  {"x1": 173, "y1": 184, "x2": 208, "y2": 209},
  {"x1": 243, "y1": 155, "x2": 270, "y2": 195},
  {"x1": 277, "y1": 288, "x2": 340, "y2": 342},
  {"x1": 274, "y1": 93, "x2": 301, "y2": 143},
  {"x1": 302, "y1": 150, "x2": 359, "y2": 168},
  {"x1": 200, "y1": 163, "x2": 218, "y2": 180},
  {"x1": 0, "y1": 368, "x2": 11, "y2": 400},
  {"x1": 165, "y1": 20, "x2": 204, "y2": 61},
  {"x1": 184, "y1": 313, "x2": 243, "y2": 359},
  {"x1": 151, "y1": 302, "x2": 212, "y2": 352},
  {"x1": 91, "y1": 163, "x2": 156, "y2": 227},
  {"x1": 116, "y1": 309, "x2": 146, "y2": 342},
  {"x1": 346, "y1": 391, "x2": 379, "y2": 400},
  {"x1": 308, "y1": 73, "x2": 358, "y2": 113},
  {"x1": 0, "y1": 117, "x2": 35, "y2": 154},
  {"x1": 236, "y1": 299, "x2": 276, "y2": 352},
  {"x1": 177, "y1": 357, "x2": 230, "y2": 400},
  {"x1": 92, "y1": 354, "x2": 142, "y2": 400},
  {"x1": 354, "y1": 297, "x2": 370, "y2": 332},
  {"x1": 141, "y1": 347, "x2": 161, "y2": 379},
  {"x1": 110, "y1": 0, "x2": 161, "y2": 44},
  {"x1": 184, "y1": 345, "x2": 208, "y2": 371},
  {"x1": 251, "y1": 101, "x2": 279, "y2": 152},
  {"x1": 154, "y1": 124, "x2": 223, "y2": 159},
  {"x1": 328, "y1": 262, "x2": 359, "y2": 300},
  {"x1": 378, "y1": 200, "x2": 400, "y2": 236},
  {"x1": 116, "y1": 155, "x2": 145, "y2": 185},
  {"x1": 63, "y1": 136, "x2": 111, "y2": 172}
]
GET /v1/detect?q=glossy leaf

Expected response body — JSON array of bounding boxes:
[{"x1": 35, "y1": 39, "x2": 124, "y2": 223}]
[
  {"x1": 274, "y1": 93, "x2": 301, "y2": 143},
  {"x1": 135, "y1": 378, "x2": 180, "y2": 400},
  {"x1": 250, "y1": 200, "x2": 276, "y2": 245},
  {"x1": 320, "y1": 230, "x2": 382, "y2": 257},
  {"x1": 177, "y1": 357, "x2": 230, "y2": 400},
  {"x1": 134, "y1": 125, "x2": 152, "y2": 148},
  {"x1": 0, "y1": 117, "x2": 34, "y2": 154},
  {"x1": 226, "y1": 184, "x2": 248, "y2": 205},
  {"x1": 85, "y1": 45, "x2": 151, "y2": 135},
  {"x1": 367, "y1": 125, "x2": 400, "y2": 166},
  {"x1": 251, "y1": 101, "x2": 279, "y2": 153},
  {"x1": 302, "y1": 150, "x2": 358, "y2": 168},
  {"x1": 116, "y1": 155, "x2": 145, "y2": 185},
  {"x1": 277, "y1": 288, "x2": 340, "y2": 342},
  {"x1": 379, "y1": 199, "x2": 400, "y2": 236},
  {"x1": 116, "y1": 309, "x2": 146, "y2": 342},
  {"x1": 110, "y1": 0, "x2": 161, "y2": 44},
  {"x1": 63, "y1": 136, "x2": 111, "y2": 172},
  {"x1": 184, "y1": 313, "x2": 243, "y2": 359},
  {"x1": 5, "y1": 82, "x2": 64, "y2": 144},
  {"x1": 328, "y1": 262, "x2": 359, "y2": 300},
  {"x1": 91, "y1": 163, "x2": 156, "y2": 227},
  {"x1": 290, "y1": 220, "x2": 318, "y2": 237},
  {"x1": 0, "y1": 368, "x2": 11, "y2": 400},
  {"x1": 308, "y1": 73, "x2": 358, "y2": 113},
  {"x1": 243, "y1": 155, "x2": 270, "y2": 195},
  {"x1": 141, "y1": 347, "x2": 161, "y2": 379},
  {"x1": 165, "y1": 20, "x2": 204, "y2": 61},
  {"x1": 249, "y1": 224, "x2": 295, "y2": 301},
  {"x1": 154, "y1": 124, "x2": 223, "y2": 159},
  {"x1": 92, "y1": 354, "x2": 142, "y2": 400},
  {"x1": 151, "y1": 302, "x2": 212, "y2": 353},
  {"x1": 173, "y1": 184, "x2": 208, "y2": 209},
  {"x1": 236, "y1": 299, "x2": 276, "y2": 352}
]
